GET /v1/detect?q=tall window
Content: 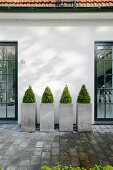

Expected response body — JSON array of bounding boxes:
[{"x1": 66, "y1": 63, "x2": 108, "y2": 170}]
[
  {"x1": 95, "y1": 42, "x2": 113, "y2": 120},
  {"x1": 0, "y1": 42, "x2": 17, "y2": 120}
]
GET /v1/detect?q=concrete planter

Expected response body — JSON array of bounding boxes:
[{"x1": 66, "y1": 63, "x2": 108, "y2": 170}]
[
  {"x1": 21, "y1": 103, "x2": 36, "y2": 132},
  {"x1": 59, "y1": 104, "x2": 73, "y2": 132},
  {"x1": 77, "y1": 103, "x2": 92, "y2": 132},
  {"x1": 40, "y1": 103, "x2": 54, "y2": 132}
]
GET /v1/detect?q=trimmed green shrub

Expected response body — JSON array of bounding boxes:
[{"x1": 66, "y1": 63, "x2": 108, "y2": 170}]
[
  {"x1": 41, "y1": 86, "x2": 54, "y2": 103},
  {"x1": 40, "y1": 165, "x2": 113, "y2": 170},
  {"x1": 60, "y1": 85, "x2": 72, "y2": 104},
  {"x1": 77, "y1": 84, "x2": 91, "y2": 104},
  {"x1": 23, "y1": 85, "x2": 36, "y2": 103}
]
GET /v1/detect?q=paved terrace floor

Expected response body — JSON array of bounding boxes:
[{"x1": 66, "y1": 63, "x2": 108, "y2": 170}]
[{"x1": 0, "y1": 124, "x2": 113, "y2": 170}]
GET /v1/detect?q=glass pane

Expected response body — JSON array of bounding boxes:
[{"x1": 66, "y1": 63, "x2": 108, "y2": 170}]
[
  {"x1": 0, "y1": 74, "x2": 6, "y2": 103},
  {"x1": 7, "y1": 104, "x2": 15, "y2": 118},
  {"x1": 0, "y1": 104, "x2": 6, "y2": 118},
  {"x1": 0, "y1": 44, "x2": 16, "y2": 120},
  {"x1": 106, "y1": 75, "x2": 112, "y2": 88},
  {"x1": 106, "y1": 104, "x2": 113, "y2": 118},
  {"x1": 7, "y1": 90, "x2": 15, "y2": 103},
  {"x1": 7, "y1": 61, "x2": 15, "y2": 74},
  {"x1": 0, "y1": 89, "x2": 6, "y2": 103},
  {"x1": 0, "y1": 74, "x2": 6, "y2": 87},
  {"x1": 97, "y1": 90, "x2": 105, "y2": 104},
  {"x1": 0, "y1": 60, "x2": 6, "y2": 74},
  {"x1": 97, "y1": 60, "x2": 104, "y2": 74},
  {"x1": 106, "y1": 49, "x2": 112, "y2": 60},
  {"x1": 97, "y1": 47, "x2": 105, "y2": 60},
  {"x1": 7, "y1": 46, "x2": 15, "y2": 60},
  {"x1": 105, "y1": 90, "x2": 113, "y2": 103},
  {"x1": 0, "y1": 46, "x2": 6, "y2": 60},
  {"x1": 105, "y1": 61, "x2": 112, "y2": 74},
  {"x1": 97, "y1": 104, "x2": 105, "y2": 118},
  {"x1": 7, "y1": 75, "x2": 15, "y2": 83},
  {"x1": 7, "y1": 83, "x2": 15, "y2": 90},
  {"x1": 97, "y1": 75, "x2": 104, "y2": 88},
  {"x1": 105, "y1": 46, "x2": 112, "y2": 50},
  {"x1": 97, "y1": 46, "x2": 105, "y2": 50}
]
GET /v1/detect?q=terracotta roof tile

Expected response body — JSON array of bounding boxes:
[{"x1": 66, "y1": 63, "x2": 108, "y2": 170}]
[{"x1": 0, "y1": 0, "x2": 112, "y2": 7}]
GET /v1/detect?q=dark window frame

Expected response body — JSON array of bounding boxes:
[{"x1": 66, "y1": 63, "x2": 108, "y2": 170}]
[
  {"x1": 0, "y1": 42, "x2": 18, "y2": 121},
  {"x1": 95, "y1": 41, "x2": 113, "y2": 121}
]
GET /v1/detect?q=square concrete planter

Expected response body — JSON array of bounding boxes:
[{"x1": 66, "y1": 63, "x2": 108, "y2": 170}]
[
  {"x1": 21, "y1": 103, "x2": 37, "y2": 132},
  {"x1": 59, "y1": 104, "x2": 73, "y2": 132},
  {"x1": 77, "y1": 103, "x2": 92, "y2": 132},
  {"x1": 40, "y1": 103, "x2": 54, "y2": 132}
]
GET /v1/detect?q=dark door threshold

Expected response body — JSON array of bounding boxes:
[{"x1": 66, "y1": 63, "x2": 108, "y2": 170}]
[
  {"x1": 0, "y1": 120, "x2": 17, "y2": 124},
  {"x1": 94, "y1": 121, "x2": 113, "y2": 125}
]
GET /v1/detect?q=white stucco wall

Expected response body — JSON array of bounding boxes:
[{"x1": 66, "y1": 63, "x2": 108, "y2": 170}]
[{"x1": 0, "y1": 13, "x2": 113, "y2": 124}]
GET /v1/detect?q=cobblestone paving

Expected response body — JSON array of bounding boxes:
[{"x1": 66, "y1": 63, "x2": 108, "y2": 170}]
[{"x1": 0, "y1": 124, "x2": 113, "y2": 170}]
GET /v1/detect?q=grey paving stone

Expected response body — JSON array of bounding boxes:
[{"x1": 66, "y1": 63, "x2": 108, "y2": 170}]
[
  {"x1": 0, "y1": 124, "x2": 113, "y2": 169},
  {"x1": 42, "y1": 152, "x2": 50, "y2": 160},
  {"x1": 43, "y1": 145, "x2": 51, "y2": 151},
  {"x1": 6, "y1": 167, "x2": 16, "y2": 170},
  {"x1": 20, "y1": 160, "x2": 30, "y2": 166},
  {"x1": 52, "y1": 142, "x2": 59, "y2": 148},
  {"x1": 31, "y1": 156, "x2": 41, "y2": 164},
  {"x1": 13, "y1": 139, "x2": 22, "y2": 145},
  {"x1": 36, "y1": 142, "x2": 43, "y2": 147},
  {"x1": 20, "y1": 142, "x2": 28, "y2": 148},
  {"x1": 52, "y1": 148, "x2": 59, "y2": 156},
  {"x1": 34, "y1": 148, "x2": 42, "y2": 156},
  {"x1": 29, "y1": 164, "x2": 40, "y2": 170}
]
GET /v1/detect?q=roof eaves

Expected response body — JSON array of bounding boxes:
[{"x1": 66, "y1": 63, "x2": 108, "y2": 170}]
[{"x1": 0, "y1": 6, "x2": 113, "y2": 12}]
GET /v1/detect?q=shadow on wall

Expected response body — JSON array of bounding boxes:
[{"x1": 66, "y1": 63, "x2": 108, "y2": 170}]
[
  {"x1": 17, "y1": 26, "x2": 93, "y2": 124},
  {"x1": 0, "y1": 20, "x2": 113, "y2": 123},
  {"x1": 0, "y1": 18, "x2": 113, "y2": 125}
]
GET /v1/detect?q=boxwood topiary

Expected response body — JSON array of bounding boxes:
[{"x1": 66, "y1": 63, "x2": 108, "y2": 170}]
[
  {"x1": 77, "y1": 84, "x2": 91, "y2": 104},
  {"x1": 23, "y1": 85, "x2": 36, "y2": 103},
  {"x1": 41, "y1": 86, "x2": 54, "y2": 103},
  {"x1": 60, "y1": 85, "x2": 72, "y2": 104}
]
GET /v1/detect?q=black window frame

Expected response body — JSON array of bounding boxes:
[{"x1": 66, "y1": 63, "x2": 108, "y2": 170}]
[
  {"x1": 95, "y1": 41, "x2": 113, "y2": 121},
  {"x1": 0, "y1": 41, "x2": 18, "y2": 121}
]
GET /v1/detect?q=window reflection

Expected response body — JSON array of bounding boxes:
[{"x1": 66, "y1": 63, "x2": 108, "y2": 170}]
[
  {"x1": 106, "y1": 50, "x2": 112, "y2": 60},
  {"x1": 0, "y1": 46, "x2": 6, "y2": 60},
  {"x1": 105, "y1": 61, "x2": 112, "y2": 74},
  {"x1": 97, "y1": 45, "x2": 113, "y2": 119},
  {"x1": 0, "y1": 45, "x2": 16, "y2": 119},
  {"x1": 106, "y1": 75, "x2": 112, "y2": 88},
  {"x1": 97, "y1": 75, "x2": 104, "y2": 88},
  {"x1": 97, "y1": 90, "x2": 105, "y2": 104},
  {"x1": 97, "y1": 60, "x2": 104, "y2": 74}
]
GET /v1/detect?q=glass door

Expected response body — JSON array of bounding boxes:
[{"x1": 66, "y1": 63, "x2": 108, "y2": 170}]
[
  {"x1": 95, "y1": 42, "x2": 113, "y2": 120},
  {"x1": 0, "y1": 42, "x2": 18, "y2": 120}
]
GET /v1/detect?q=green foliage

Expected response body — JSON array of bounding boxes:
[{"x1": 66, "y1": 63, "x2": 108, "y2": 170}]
[
  {"x1": 60, "y1": 85, "x2": 72, "y2": 104},
  {"x1": 41, "y1": 86, "x2": 54, "y2": 103},
  {"x1": 77, "y1": 84, "x2": 91, "y2": 104},
  {"x1": 23, "y1": 85, "x2": 36, "y2": 103},
  {"x1": 40, "y1": 165, "x2": 113, "y2": 170}
]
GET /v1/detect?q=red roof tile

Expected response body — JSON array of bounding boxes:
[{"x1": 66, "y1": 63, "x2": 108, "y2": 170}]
[{"x1": 0, "y1": 0, "x2": 113, "y2": 7}]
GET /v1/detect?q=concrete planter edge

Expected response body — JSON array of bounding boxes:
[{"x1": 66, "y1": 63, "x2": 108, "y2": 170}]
[
  {"x1": 59, "y1": 103, "x2": 73, "y2": 132},
  {"x1": 40, "y1": 103, "x2": 54, "y2": 132},
  {"x1": 21, "y1": 103, "x2": 37, "y2": 132},
  {"x1": 76, "y1": 103, "x2": 92, "y2": 132}
]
